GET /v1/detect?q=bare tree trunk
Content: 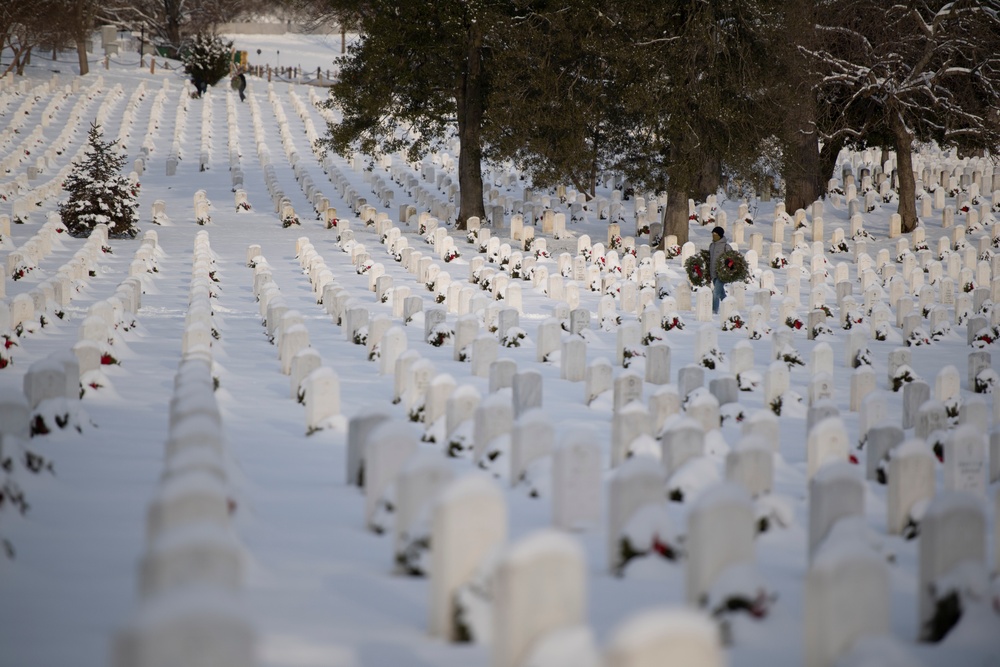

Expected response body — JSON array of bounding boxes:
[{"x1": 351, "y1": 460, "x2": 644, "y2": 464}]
[
  {"x1": 165, "y1": 0, "x2": 182, "y2": 53},
  {"x1": 75, "y1": 36, "x2": 88, "y2": 75},
  {"x1": 455, "y1": 23, "x2": 486, "y2": 231},
  {"x1": 662, "y1": 177, "x2": 690, "y2": 246},
  {"x1": 692, "y1": 154, "x2": 721, "y2": 202},
  {"x1": 818, "y1": 136, "x2": 844, "y2": 190},
  {"x1": 891, "y1": 113, "x2": 918, "y2": 233},
  {"x1": 783, "y1": 94, "x2": 823, "y2": 212}
]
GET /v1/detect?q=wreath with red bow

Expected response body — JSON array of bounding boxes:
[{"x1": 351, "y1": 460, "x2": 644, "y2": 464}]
[{"x1": 684, "y1": 250, "x2": 712, "y2": 288}]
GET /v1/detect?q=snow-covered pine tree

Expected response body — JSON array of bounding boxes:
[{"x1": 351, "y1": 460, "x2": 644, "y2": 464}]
[
  {"x1": 182, "y1": 34, "x2": 234, "y2": 90},
  {"x1": 59, "y1": 122, "x2": 139, "y2": 239}
]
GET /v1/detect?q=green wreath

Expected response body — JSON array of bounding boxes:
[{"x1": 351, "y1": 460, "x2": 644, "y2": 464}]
[
  {"x1": 684, "y1": 250, "x2": 712, "y2": 288},
  {"x1": 716, "y1": 248, "x2": 749, "y2": 284}
]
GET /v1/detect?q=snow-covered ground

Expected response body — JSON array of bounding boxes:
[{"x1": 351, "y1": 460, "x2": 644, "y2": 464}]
[{"x1": 0, "y1": 33, "x2": 998, "y2": 667}]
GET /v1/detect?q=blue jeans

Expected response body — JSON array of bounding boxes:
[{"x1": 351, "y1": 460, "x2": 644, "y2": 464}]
[{"x1": 712, "y1": 278, "x2": 725, "y2": 314}]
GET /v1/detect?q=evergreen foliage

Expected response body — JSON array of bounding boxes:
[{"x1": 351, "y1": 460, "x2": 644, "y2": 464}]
[
  {"x1": 59, "y1": 122, "x2": 139, "y2": 239},
  {"x1": 182, "y1": 33, "x2": 234, "y2": 88},
  {"x1": 319, "y1": 0, "x2": 508, "y2": 229}
]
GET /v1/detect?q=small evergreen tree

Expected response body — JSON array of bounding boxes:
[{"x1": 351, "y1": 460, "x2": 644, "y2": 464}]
[
  {"x1": 182, "y1": 33, "x2": 234, "y2": 89},
  {"x1": 59, "y1": 122, "x2": 139, "y2": 239}
]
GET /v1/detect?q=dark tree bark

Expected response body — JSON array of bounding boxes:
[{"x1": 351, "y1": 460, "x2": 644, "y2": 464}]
[
  {"x1": 455, "y1": 21, "x2": 486, "y2": 231},
  {"x1": 784, "y1": 95, "x2": 824, "y2": 212},
  {"x1": 74, "y1": 37, "x2": 88, "y2": 75},
  {"x1": 818, "y1": 137, "x2": 844, "y2": 191},
  {"x1": 662, "y1": 178, "x2": 690, "y2": 246},
  {"x1": 891, "y1": 113, "x2": 919, "y2": 233},
  {"x1": 692, "y1": 154, "x2": 722, "y2": 202}
]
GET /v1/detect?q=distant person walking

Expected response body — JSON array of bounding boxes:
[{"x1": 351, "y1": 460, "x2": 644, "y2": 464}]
[
  {"x1": 191, "y1": 74, "x2": 205, "y2": 98},
  {"x1": 235, "y1": 70, "x2": 247, "y2": 102},
  {"x1": 708, "y1": 226, "x2": 728, "y2": 314}
]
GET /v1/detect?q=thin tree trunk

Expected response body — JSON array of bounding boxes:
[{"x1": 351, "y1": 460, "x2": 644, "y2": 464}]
[
  {"x1": 75, "y1": 36, "x2": 88, "y2": 75},
  {"x1": 455, "y1": 23, "x2": 486, "y2": 231},
  {"x1": 891, "y1": 113, "x2": 918, "y2": 233}
]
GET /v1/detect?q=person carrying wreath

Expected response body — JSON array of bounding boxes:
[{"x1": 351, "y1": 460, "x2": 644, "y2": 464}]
[{"x1": 708, "y1": 226, "x2": 728, "y2": 314}]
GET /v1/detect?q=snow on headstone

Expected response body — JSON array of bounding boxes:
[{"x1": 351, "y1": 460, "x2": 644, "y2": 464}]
[
  {"x1": 145, "y1": 470, "x2": 230, "y2": 543},
  {"x1": 394, "y1": 450, "x2": 454, "y2": 575},
  {"x1": 553, "y1": 428, "x2": 602, "y2": 530},
  {"x1": 607, "y1": 456, "x2": 669, "y2": 575},
  {"x1": 513, "y1": 369, "x2": 543, "y2": 418},
  {"x1": 429, "y1": 474, "x2": 507, "y2": 640},
  {"x1": 808, "y1": 462, "x2": 864, "y2": 559},
  {"x1": 445, "y1": 384, "x2": 481, "y2": 452},
  {"x1": 23, "y1": 357, "x2": 69, "y2": 410},
  {"x1": 585, "y1": 358, "x2": 614, "y2": 406},
  {"x1": 685, "y1": 482, "x2": 756, "y2": 607},
  {"x1": 492, "y1": 530, "x2": 586, "y2": 667},
  {"x1": 613, "y1": 370, "x2": 644, "y2": 412},
  {"x1": 887, "y1": 440, "x2": 935, "y2": 535},
  {"x1": 112, "y1": 589, "x2": 256, "y2": 667},
  {"x1": 605, "y1": 608, "x2": 723, "y2": 667},
  {"x1": 804, "y1": 539, "x2": 889, "y2": 667},
  {"x1": 488, "y1": 358, "x2": 517, "y2": 394},
  {"x1": 918, "y1": 492, "x2": 987, "y2": 641},
  {"x1": 347, "y1": 407, "x2": 392, "y2": 487},
  {"x1": 725, "y1": 437, "x2": 773, "y2": 498},
  {"x1": 473, "y1": 390, "x2": 513, "y2": 464},
  {"x1": 0, "y1": 386, "x2": 30, "y2": 440},
  {"x1": 364, "y1": 421, "x2": 419, "y2": 531},
  {"x1": 560, "y1": 335, "x2": 587, "y2": 382},
  {"x1": 424, "y1": 373, "x2": 457, "y2": 427},
  {"x1": 611, "y1": 402, "x2": 653, "y2": 466},
  {"x1": 685, "y1": 390, "x2": 720, "y2": 434},
  {"x1": 902, "y1": 381, "x2": 931, "y2": 430},
  {"x1": 934, "y1": 364, "x2": 961, "y2": 404},
  {"x1": 660, "y1": 417, "x2": 705, "y2": 476},
  {"x1": 289, "y1": 348, "x2": 322, "y2": 400},
  {"x1": 645, "y1": 341, "x2": 671, "y2": 386},
  {"x1": 510, "y1": 408, "x2": 555, "y2": 489},
  {"x1": 866, "y1": 424, "x2": 904, "y2": 482},
  {"x1": 303, "y1": 366, "x2": 340, "y2": 433},
  {"x1": 138, "y1": 524, "x2": 242, "y2": 599},
  {"x1": 806, "y1": 417, "x2": 850, "y2": 478},
  {"x1": 742, "y1": 410, "x2": 780, "y2": 452},
  {"x1": 943, "y1": 425, "x2": 986, "y2": 496}
]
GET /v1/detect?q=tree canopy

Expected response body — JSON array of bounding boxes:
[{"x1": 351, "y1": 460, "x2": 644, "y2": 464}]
[
  {"x1": 319, "y1": 0, "x2": 999, "y2": 240},
  {"x1": 803, "y1": 0, "x2": 1000, "y2": 232}
]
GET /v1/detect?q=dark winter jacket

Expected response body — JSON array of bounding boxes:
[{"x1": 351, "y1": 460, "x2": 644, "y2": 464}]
[{"x1": 709, "y1": 237, "x2": 728, "y2": 280}]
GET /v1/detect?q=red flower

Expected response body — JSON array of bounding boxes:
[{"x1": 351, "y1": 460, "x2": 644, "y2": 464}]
[
  {"x1": 651, "y1": 534, "x2": 676, "y2": 560},
  {"x1": 100, "y1": 353, "x2": 117, "y2": 365},
  {"x1": 0, "y1": 358, "x2": 8, "y2": 369},
  {"x1": 849, "y1": 454, "x2": 859, "y2": 465},
  {"x1": 794, "y1": 320, "x2": 802, "y2": 330}
]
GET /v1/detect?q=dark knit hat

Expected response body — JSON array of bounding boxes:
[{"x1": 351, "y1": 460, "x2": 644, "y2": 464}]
[{"x1": 712, "y1": 226, "x2": 725, "y2": 237}]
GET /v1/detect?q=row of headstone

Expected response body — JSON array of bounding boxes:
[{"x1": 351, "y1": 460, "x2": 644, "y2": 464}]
[
  {"x1": 197, "y1": 83, "x2": 213, "y2": 172},
  {"x1": 248, "y1": 244, "x2": 342, "y2": 434},
  {"x1": 0, "y1": 76, "x2": 94, "y2": 183},
  {"x1": 140, "y1": 80, "x2": 168, "y2": 158},
  {"x1": 286, "y1": 103, "x2": 996, "y2": 664},
  {"x1": 113, "y1": 252, "x2": 256, "y2": 665},
  {"x1": 225, "y1": 85, "x2": 245, "y2": 190}
]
